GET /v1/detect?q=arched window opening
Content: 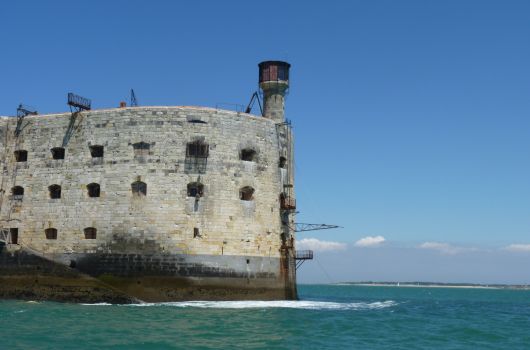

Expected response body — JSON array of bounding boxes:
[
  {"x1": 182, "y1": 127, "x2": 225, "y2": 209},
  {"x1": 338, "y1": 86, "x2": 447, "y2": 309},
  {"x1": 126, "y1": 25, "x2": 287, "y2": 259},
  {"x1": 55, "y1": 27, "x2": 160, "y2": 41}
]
[
  {"x1": 45, "y1": 228, "x2": 57, "y2": 240},
  {"x1": 49, "y1": 184, "x2": 61, "y2": 199},
  {"x1": 14, "y1": 150, "x2": 28, "y2": 162},
  {"x1": 84, "y1": 227, "x2": 97, "y2": 239},
  {"x1": 12, "y1": 186, "x2": 24, "y2": 199},
  {"x1": 51, "y1": 147, "x2": 65, "y2": 160},
  {"x1": 131, "y1": 181, "x2": 147, "y2": 196},
  {"x1": 239, "y1": 186, "x2": 255, "y2": 201},
  {"x1": 279, "y1": 156, "x2": 287, "y2": 168},
  {"x1": 241, "y1": 149, "x2": 257, "y2": 162},
  {"x1": 87, "y1": 183, "x2": 100, "y2": 198},
  {"x1": 89, "y1": 145, "x2": 104, "y2": 158},
  {"x1": 187, "y1": 182, "x2": 204, "y2": 198},
  {"x1": 132, "y1": 142, "x2": 150, "y2": 156}
]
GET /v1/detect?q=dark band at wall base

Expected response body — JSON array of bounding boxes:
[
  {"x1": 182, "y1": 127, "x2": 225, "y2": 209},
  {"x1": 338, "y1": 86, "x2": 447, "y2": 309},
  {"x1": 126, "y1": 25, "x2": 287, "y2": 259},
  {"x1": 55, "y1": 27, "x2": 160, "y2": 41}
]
[{"x1": 0, "y1": 249, "x2": 297, "y2": 303}]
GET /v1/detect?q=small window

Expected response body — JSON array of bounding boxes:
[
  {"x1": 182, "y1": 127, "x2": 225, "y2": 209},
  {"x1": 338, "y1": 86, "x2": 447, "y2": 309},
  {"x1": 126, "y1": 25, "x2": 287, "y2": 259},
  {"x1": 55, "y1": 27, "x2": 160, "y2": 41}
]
[
  {"x1": 193, "y1": 227, "x2": 200, "y2": 238},
  {"x1": 131, "y1": 181, "x2": 147, "y2": 196},
  {"x1": 51, "y1": 147, "x2": 65, "y2": 160},
  {"x1": 187, "y1": 182, "x2": 204, "y2": 198},
  {"x1": 12, "y1": 186, "x2": 24, "y2": 197},
  {"x1": 87, "y1": 183, "x2": 100, "y2": 198},
  {"x1": 240, "y1": 186, "x2": 255, "y2": 201},
  {"x1": 45, "y1": 228, "x2": 57, "y2": 240},
  {"x1": 89, "y1": 145, "x2": 104, "y2": 158},
  {"x1": 241, "y1": 149, "x2": 257, "y2": 162},
  {"x1": 188, "y1": 119, "x2": 207, "y2": 124},
  {"x1": 14, "y1": 150, "x2": 28, "y2": 162},
  {"x1": 49, "y1": 184, "x2": 61, "y2": 199},
  {"x1": 84, "y1": 227, "x2": 97, "y2": 239},
  {"x1": 186, "y1": 141, "x2": 209, "y2": 158},
  {"x1": 133, "y1": 142, "x2": 150, "y2": 156},
  {"x1": 9, "y1": 228, "x2": 18, "y2": 244},
  {"x1": 279, "y1": 156, "x2": 287, "y2": 168}
]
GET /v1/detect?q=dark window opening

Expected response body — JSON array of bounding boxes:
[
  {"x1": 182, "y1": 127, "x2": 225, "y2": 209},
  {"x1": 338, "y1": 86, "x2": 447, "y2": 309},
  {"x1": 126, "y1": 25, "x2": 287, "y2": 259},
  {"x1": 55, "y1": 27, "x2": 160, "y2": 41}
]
[
  {"x1": 51, "y1": 147, "x2": 65, "y2": 160},
  {"x1": 131, "y1": 181, "x2": 147, "y2": 196},
  {"x1": 185, "y1": 141, "x2": 209, "y2": 174},
  {"x1": 193, "y1": 227, "x2": 200, "y2": 238},
  {"x1": 9, "y1": 228, "x2": 18, "y2": 244},
  {"x1": 279, "y1": 156, "x2": 287, "y2": 168},
  {"x1": 241, "y1": 149, "x2": 257, "y2": 162},
  {"x1": 49, "y1": 184, "x2": 61, "y2": 199},
  {"x1": 240, "y1": 186, "x2": 255, "y2": 201},
  {"x1": 133, "y1": 142, "x2": 150, "y2": 156},
  {"x1": 187, "y1": 182, "x2": 204, "y2": 198},
  {"x1": 12, "y1": 186, "x2": 24, "y2": 197},
  {"x1": 188, "y1": 119, "x2": 207, "y2": 124},
  {"x1": 45, "y1": 228, "x2": 57, "y2": 240},
  {"x1": 89, "y1": 145, "x2": 104, "y2": 158},
  {"x1": 186, "y1": 141, "x2": 209, "y2": 158},
  {"x1": 84, "y1": 227, "x2": 97, "y2": 239},
  {"x1": 14, "y1": 150, "x2": 28, "y2": 162},
  {"x1": 87, "y1": 183, "x2": 100, "y2": 198}
]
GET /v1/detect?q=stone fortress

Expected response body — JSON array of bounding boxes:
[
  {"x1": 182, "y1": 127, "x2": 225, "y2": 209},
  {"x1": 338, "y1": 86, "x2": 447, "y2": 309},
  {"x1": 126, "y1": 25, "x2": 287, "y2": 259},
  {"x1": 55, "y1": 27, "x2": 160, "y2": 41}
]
[{"x1": 0, "y1": 61, "x2": 300, "y2": 302}]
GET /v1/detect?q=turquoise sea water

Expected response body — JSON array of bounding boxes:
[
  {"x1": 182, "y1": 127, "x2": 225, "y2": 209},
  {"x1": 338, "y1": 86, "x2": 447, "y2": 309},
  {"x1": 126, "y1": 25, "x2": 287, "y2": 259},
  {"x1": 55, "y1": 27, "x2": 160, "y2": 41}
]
[{"x1": 1, "y1": 285, "x2": 530, "y2": 349}]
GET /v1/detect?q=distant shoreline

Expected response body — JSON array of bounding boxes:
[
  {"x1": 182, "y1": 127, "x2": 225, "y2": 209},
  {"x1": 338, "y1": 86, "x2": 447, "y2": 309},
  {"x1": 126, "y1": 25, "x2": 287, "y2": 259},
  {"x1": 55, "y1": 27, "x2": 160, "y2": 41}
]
[{"x1": 331, "y1": 282, "x2": 530, "y2": 290}]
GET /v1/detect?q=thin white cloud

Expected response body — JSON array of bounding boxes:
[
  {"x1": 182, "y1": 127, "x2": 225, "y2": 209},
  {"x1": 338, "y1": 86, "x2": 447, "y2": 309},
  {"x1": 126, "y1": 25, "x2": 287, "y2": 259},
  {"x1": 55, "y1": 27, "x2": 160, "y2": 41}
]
[
  {"x1": 504, "y1": 244, "x2": 530, "y2": 252},
  {"x1": 419, "y1": 241, "x2": 478, "y2": 255},
  {"x1": 297, "y1": 238, "x2": 347, "y2": 252},
  {"x1": 354, "y1": 235, "x2": 386, "y2": 247}
]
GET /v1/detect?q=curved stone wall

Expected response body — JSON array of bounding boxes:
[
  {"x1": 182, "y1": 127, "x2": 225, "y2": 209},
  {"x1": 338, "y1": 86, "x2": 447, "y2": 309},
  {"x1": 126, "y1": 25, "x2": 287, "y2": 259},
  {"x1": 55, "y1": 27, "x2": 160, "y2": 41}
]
[{"x1": 0, "y1": 107, "x2": 285, "y2": 260}]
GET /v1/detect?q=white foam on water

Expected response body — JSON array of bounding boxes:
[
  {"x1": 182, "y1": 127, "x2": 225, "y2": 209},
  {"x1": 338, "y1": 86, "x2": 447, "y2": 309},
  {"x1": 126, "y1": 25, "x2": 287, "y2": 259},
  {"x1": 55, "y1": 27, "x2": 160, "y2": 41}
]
[
  {"x1": 124, "y1": 300, "x2": 398, "y2": 310},
  {"x1": 81, "y1": 302, "x2": 113, "y2": 306}
]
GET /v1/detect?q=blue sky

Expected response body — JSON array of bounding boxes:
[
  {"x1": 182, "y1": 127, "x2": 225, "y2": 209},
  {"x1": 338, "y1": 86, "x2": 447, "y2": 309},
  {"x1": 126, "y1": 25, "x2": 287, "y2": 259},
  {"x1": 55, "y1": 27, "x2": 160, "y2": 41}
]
[{"x1": 1, "y1": 1, "x2": 529, "y2": 283}]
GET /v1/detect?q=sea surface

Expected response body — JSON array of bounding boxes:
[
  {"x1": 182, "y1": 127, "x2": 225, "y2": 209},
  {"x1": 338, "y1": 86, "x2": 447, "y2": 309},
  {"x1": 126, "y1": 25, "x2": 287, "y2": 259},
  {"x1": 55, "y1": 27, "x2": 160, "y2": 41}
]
[{"x1": 1, "y1": 284, "x2": 530, "y2": 349}]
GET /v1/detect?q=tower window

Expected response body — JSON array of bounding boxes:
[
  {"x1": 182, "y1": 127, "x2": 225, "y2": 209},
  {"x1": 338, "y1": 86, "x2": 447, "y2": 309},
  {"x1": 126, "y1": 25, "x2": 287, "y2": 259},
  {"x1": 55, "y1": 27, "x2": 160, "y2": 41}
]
[
  {"x1": 241, "y1": 149, "x2": 257, "y2": 162},
  {"x1": 51, "y1": 147, "x2": 65, "y2": 160},
  {"x1": 187, "y1": 182, "x2": 204, "y2": 198},
  {"x1": 14, "y1": 150, "x2": 28, "y2": 162},
  {"x1": 193, "y1": 227, "x2": 200, "y2": 238},
  {"x1": 239, "y1": 186, "x2": 255, "y2": 201},
  {"x1": 132, "y1": 142, "x2": 150, "y2": 156},
  {"x1": 279, "y1": 156, "x2": 287, "y2": 168},
  {"x1": 84, "y1": 227, "x2": 97, "y2": 239},
  {"x1": 87, "y1": 183, "x2": 100, "y2": 198},
  {"x1": 45, "y1": 228, "x2": 57, "y2": 240},
  {"x1": 89, "y1": 145, "x2": 104, "y2": 158},
  {"x1": 49, "y1": 184, "x2": 61, "y2": 199},
  {"x1": 131, "y1": 181, "x2": 147, "y2": 196}
]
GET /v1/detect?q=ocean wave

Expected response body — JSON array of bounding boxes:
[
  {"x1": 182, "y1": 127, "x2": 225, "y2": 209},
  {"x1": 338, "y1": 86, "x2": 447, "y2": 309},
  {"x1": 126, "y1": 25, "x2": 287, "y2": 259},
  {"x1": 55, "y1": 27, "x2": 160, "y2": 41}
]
[{"x1": 122, "y1": 300, "x2": 398, "y2": 310}]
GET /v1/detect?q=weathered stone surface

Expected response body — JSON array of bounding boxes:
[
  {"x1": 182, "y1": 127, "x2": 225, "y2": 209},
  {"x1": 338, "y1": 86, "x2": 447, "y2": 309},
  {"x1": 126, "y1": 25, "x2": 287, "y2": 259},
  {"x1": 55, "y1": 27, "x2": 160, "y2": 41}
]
[{"x1": 0, "y1": 106, "x2": 296, "y2": 302}]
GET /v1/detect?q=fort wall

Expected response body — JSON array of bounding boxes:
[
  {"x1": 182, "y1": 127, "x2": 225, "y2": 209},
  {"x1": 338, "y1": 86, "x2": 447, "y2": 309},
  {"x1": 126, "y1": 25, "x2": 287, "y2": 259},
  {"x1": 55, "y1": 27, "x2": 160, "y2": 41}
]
[{"x1": 0, "y1": 107, "x2": 287, "y2": 261}]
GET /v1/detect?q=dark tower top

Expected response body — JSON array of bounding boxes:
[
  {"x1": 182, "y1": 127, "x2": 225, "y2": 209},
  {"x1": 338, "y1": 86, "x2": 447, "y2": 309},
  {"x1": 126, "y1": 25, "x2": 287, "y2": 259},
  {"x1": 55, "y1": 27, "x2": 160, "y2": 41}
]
[
  {"x1": 258, "y1": 61, "x2": 290, "y2": 121},
  {"x1": 258, "y1": 61, "x2": 291, "y2": 84}
]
